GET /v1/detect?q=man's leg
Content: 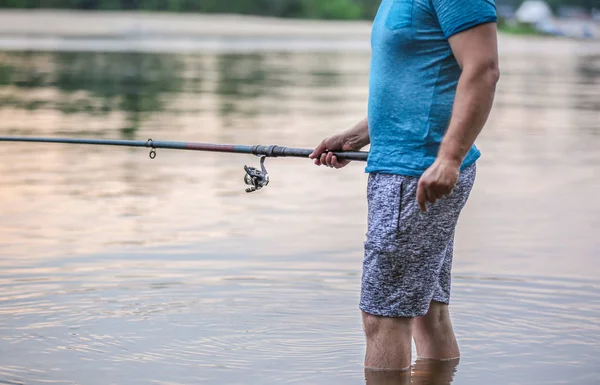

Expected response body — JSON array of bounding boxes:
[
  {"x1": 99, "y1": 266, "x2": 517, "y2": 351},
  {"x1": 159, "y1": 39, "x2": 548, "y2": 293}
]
[
  {"x1": 360, "y1": 173, "x2": 420, "y2": 371},
  {"x1": 413, "y1": 235, "x2": 460, "y2": 360},
  {"x1": 413, "y1": 301, "x2": 460, "y2": 360},
  {"x1": 360, "y1": 165, "x2": 475, "y2": 371},
  {"x1": 362, "y1": 311, "x2": 413, "y2": 370}
]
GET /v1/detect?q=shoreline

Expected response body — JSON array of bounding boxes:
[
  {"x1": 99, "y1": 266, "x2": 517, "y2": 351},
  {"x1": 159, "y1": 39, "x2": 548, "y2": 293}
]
[
  {"x1": 0, "y1": 10, "x2": 373, "y2": 38},
  {"x1": 0, "y1": 10, "x2": 598, "y2": 54}
]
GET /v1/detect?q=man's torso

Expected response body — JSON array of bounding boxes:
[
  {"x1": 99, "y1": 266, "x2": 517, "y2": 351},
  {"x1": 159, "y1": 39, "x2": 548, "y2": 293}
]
[{"x1": 366, "y1": 0, "x2": 497, "y2": 177}]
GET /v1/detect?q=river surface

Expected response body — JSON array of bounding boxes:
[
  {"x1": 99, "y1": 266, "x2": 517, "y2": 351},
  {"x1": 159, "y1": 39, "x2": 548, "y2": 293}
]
[{"x1": 0, "y1": 41, "x2": 599, "y2": 385}]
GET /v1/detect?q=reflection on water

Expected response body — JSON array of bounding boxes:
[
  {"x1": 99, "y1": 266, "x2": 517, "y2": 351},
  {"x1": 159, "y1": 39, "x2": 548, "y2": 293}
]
[
  {"x1": 0, "y1": 51, "x2": 184, "y2": 135},
  {"x1": 365, "y1": 358, "x2": 459, "y2": 385},
  {"x1": 0, "y1": 48, "x2": 599, "y2": 385}
]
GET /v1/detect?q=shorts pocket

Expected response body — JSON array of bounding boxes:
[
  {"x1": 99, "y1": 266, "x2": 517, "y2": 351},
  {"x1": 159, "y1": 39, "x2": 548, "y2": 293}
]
[
  {"x1": 396, "y1": 179, "x2": 405, "y2": 233},
  {"x1": 385, "y1": 0, "x2": 414, "y2": 30},
  {"x1": 365, "y1": 174, "x2": 404, "y2": 252}
]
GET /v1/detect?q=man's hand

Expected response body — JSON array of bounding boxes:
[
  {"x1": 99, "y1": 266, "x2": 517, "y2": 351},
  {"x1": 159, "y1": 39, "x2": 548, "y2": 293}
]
[
  {"x1": 309, "y1": 118, "x2": 370, "y2": 169},
  {"x1": 416, "y1": 159, "x2": 461, "y2": 212},
  {"x1": 308, "y1": 134, "x2": 359, "y2": 168}
]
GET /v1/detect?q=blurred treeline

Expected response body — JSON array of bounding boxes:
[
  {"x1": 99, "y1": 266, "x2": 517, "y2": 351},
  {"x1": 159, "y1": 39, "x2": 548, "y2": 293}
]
[
  {"x1": 499, "y1": 0, "x2": 596, "y2": 12},
  {"x1": 0, "y1": 0, "x2": 376, "y2": 19},
  {"x1": 0, "y1": 0, "x2": 595, "y2": 20}
]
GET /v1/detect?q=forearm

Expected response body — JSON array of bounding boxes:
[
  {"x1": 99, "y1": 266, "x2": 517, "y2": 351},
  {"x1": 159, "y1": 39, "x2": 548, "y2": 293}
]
[
  {"x1": 438, "y1": 66, "x2": 499, "y2": 165},
  {"x1": 345, "y1": 117, "x2": 370, "y2": 149}
]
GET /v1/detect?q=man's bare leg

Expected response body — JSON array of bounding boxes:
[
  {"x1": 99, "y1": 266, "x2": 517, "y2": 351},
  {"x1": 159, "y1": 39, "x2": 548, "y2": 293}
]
[
  {"x1": 412, "y1": 301, "x2": 460, "y2": 360},
  {"x1": 362, "y1": 311, "x2": 414, "y2": 371}
]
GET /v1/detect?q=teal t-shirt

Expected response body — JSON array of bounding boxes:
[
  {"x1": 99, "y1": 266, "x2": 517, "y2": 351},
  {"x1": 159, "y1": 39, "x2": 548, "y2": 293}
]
[{"x1": 365, "y1": 0, "x2": 497, "y2": 177}]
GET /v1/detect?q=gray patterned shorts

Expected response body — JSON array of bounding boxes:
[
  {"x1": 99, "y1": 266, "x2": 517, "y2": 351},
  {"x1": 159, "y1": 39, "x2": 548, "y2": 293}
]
[{"x1": 359, "y1": 163, "x2": 476, "y2": 318}]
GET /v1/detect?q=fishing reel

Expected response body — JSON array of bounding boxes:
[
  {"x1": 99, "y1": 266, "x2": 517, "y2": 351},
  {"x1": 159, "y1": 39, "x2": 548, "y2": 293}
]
[{"x1": 243, "y1": 156, "x2": 269, "y2": 193}]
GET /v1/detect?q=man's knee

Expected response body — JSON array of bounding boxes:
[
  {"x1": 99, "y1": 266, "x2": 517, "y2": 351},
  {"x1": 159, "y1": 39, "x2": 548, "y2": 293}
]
[
  {"x1": 413, "y1": 301, "x2": 460, "y2": 359},
  {"x1": 362, "y1": 312, "x2": 414, "y2": 371},
  {"x1": 362, "y1": 312, "x2": 382, "y2": 338},
  {"x1": 415, "y1": 301, "x2": 451, "y2": 329},
  {"x1": 362, "y1": 312, "x2": 413, "y2": 339}
]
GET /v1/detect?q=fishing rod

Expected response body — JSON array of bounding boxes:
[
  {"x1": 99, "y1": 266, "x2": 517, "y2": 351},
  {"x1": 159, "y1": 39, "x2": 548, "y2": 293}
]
[{"x1": 0, "y1": 136, "x2": 369, "y2": 193}]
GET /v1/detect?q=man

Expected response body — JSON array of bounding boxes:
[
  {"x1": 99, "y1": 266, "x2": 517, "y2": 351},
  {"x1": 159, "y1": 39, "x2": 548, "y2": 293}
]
[{"x1": 309, "y1": 0, "x2": 499, "y2": 372}]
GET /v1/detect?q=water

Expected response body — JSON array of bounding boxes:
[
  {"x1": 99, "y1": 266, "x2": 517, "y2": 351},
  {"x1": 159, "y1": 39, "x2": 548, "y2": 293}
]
[{"x1": 0, "y1": 45, "x2": 599, "y2": 385}]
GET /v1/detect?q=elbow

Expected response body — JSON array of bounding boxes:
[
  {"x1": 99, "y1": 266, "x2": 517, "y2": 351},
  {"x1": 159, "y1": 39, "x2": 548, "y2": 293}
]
[
  {"x1": 464, "y1": 59, "x2": 500, "y2": 87},
  {"x1": 488, "y1": 61, "x2": 500, "y2": 86},
  {"x1": 483, "y1": 59, "x2": 500, "y2": 88}
]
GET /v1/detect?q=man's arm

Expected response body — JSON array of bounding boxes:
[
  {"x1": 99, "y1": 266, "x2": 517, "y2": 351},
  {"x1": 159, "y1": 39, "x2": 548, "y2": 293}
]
[
  {"x1": 344, "y1": 117, "x2": 371, "y2": 149},
  {"x1": 417, "y1": 22, "x2": 499, "y2": 211},
  {"x1": 438, "y1": 22, "x2": 499, "y2": 165}
]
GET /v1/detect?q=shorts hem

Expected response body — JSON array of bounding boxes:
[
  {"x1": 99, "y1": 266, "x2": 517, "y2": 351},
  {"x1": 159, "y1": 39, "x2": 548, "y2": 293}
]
[
  {"x1": 359, "y1": 304, "x2": 430, "y2": 318},
  {"x1": 431, "y1": 296, "x2": 450, "y2": 305}
]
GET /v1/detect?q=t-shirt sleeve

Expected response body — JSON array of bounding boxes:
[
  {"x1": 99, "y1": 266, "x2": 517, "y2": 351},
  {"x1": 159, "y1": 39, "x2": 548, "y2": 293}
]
[{"x1": 432, "y1": 0, "x2": 498, "y2": 39}]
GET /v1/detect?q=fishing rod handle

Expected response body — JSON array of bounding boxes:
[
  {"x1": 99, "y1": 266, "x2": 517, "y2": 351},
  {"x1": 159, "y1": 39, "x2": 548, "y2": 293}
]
[{"x1": 251, "y1": 145, "x2": 369, "y2": 162}]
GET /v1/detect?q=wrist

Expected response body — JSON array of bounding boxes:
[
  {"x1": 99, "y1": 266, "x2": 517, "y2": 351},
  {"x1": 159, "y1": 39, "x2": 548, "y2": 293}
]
[
  {"x1": 436, "y1": 150, "x2": 463, "y2": 168},
  {"x1": 355, "y1": 132, "x2": 371, "y2": 147},
  {"x1": 345, "y1": 126, "x2": 370, "y2": 149},
  {"x1": 348, "y1": 134, "x2": 370, "y2": 149},
  {"x1": 437, "y1": 139, "x2": 466, "y2": 167}
]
